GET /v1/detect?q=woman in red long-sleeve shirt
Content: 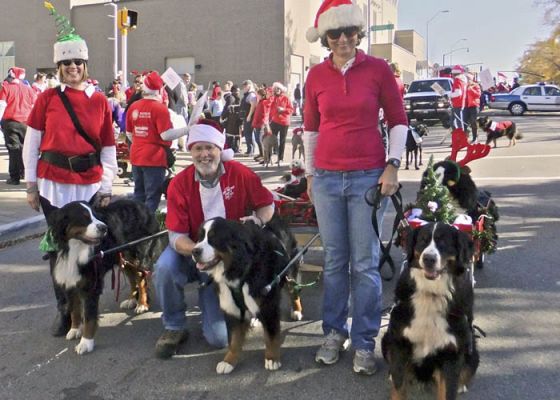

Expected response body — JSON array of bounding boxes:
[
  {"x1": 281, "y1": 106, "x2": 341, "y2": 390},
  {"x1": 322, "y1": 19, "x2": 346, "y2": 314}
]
[
  {"x1": 251, "y1": 88, "x2": 271, "y2": 162},
  {"x1": 269, "y1": 82, "x2": 293, "y2": 163}
]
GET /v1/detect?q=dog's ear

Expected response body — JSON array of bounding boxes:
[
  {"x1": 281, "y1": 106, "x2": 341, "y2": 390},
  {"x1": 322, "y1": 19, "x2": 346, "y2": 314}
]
[
  {"x1": 406, "y1": 226, "x2": 420, "y2": 264},
  {"x1": 455, "y1": 229, "x2": 474, "y2": 273},
  {"x1": 47, "y1": 209, "x2": 68, "y2": 247}
]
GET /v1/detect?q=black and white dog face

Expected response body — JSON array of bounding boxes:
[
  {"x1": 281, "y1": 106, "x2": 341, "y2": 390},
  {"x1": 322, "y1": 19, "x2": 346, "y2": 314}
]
[
  {"x1": 477, "y1": 116, "x2": 491, "y2": 129},
  {"x1": 414, "y1": 123, "x2": 429, "y2": 137},
  {"x1": 407, "y1": 222, "x2": 473, "y2": 280},
  {"x1": 49, "y1": 201, "x2": 108, "y2": 248},
  {"x1": 192, "y1": 218, "x2": 253, "y2": 277}
]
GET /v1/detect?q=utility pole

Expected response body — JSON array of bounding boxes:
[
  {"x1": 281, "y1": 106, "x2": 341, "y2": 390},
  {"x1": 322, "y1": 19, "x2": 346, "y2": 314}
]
[{"x1": 105, "y1": 2, "x2": 118, "y2": 80}]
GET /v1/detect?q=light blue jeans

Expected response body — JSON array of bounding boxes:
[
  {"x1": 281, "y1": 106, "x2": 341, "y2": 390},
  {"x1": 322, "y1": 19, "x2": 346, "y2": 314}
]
[
  {"x1": 154, "y1": 245, "x2": 228, "y2": 348},
  {"x1": 132, "y1": 165, "x2": 166, "y2": 213},
  {"x1": 312, "y1": 168, "x2": 386, "y2": 351}
]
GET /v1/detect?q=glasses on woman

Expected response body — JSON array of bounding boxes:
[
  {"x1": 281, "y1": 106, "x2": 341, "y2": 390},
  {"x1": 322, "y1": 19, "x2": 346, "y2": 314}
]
[
  {"x1": 59, "y1": 59, "x2": 86, "y2": 67},
  {"x1": 326, "y1": 27, "x2": 359, "y2": 40}
]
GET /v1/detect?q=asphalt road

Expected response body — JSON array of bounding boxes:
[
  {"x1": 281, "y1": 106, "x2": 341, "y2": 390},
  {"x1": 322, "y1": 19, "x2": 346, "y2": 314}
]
[{"x1": 1, "y1": 111, "x2": 559, "y2": 400}]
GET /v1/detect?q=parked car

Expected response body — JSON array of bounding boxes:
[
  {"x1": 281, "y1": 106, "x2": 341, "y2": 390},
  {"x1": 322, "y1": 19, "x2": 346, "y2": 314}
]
[
  {"x1": 404, "y1": 78, "x2": 453, "y2": 128},
  {"x1": 488, "y1": 83, "x2": 560, "y2": 116}
]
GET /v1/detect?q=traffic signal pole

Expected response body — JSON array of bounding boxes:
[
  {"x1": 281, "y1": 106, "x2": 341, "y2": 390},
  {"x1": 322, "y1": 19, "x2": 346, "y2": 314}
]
[
  {"x1": 104, "y1": 2, "x2": 118, "y2": 80},
  {"x1": 117, "y1": 8, "x2": 138, "y2": 89}
]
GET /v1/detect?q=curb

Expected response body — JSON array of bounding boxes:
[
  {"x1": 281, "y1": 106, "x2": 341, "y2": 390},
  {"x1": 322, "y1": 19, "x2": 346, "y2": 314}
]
[{"x1": 0, "y1": 215, "x2": 47, "y2": 249}]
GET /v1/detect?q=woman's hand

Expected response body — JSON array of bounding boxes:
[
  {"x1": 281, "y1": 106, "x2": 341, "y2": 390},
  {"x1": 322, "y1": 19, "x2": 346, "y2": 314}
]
[
  {"x1": 378, "y1": 165, "x2": 400, "y2": 197},
  {"x1": 93, "y1": 193, "x2": 112, "y2": 208},
  {"x1": 26, "y1": 184, "x2": 40, "y2": 212}
]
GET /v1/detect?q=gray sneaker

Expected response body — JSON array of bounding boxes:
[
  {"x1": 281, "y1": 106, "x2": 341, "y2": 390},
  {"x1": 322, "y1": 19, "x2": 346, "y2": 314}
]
[
  {"x1": 155, "y1": 329, "x2": 189, "y2": 359},
  {"x1": 353, "y1": 349, "x2": 377, "y2": 375},
  {"x1": 315, "y1": 330, "x2": 349, "y2": 365}
]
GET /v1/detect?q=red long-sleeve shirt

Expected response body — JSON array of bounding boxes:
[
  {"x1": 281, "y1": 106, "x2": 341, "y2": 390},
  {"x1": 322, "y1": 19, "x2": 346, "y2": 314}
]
[
  {"x1": 269, "y1": 94, "x2": 293, "y2": 126},
  {"x1": 304, "y1": 50, "x2": 407, "y2": 171}
]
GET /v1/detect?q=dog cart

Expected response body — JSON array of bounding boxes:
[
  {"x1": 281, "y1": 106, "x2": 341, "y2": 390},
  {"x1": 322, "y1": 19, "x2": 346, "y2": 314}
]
[{"x1": 116, "y1": 140, "x2": 132, "y2": 179}]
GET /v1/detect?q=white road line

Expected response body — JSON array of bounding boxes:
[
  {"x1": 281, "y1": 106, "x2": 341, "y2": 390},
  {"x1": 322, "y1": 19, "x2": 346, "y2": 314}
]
[
  {"x1": 24, "y1": 347, "x2": 68, "y2": 376},
  {"x1": 400, "y1": 176, "x2": 560, "y2": 182},
  {"x1": 477, "y1": 154, "x2": 560, "y2": 159}
]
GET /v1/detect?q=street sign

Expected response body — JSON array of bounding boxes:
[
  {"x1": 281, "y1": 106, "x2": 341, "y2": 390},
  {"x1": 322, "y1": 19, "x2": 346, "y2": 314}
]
[{"x1": 370, "y1": 23, "x2": 394, "y2": 31}]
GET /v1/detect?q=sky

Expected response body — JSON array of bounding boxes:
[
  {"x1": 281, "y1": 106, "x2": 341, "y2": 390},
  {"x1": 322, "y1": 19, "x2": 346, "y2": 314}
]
[{"x1": 397, "y1": 0, "x2": 553, "y2": 78}]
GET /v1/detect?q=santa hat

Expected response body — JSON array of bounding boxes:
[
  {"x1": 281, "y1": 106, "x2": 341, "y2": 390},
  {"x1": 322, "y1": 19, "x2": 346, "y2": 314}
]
[
  {"x1": 187, "y1": 119, "x2": 234, "y2": 161},
  {"x1": 272, "y1": 82, "x2": 287, "y2": 92},
  {"x1": 142, "y1": 71, "x2": 164, "y2": 94},
  {"x1": 306, "y1": 0, "x2": 364, "y2": 43},
  {"x1": 451, "y1": 64, "x2": 465, "y2": 74},
  {"x1": 8, "y1": 67, "x2": 26, "y2": 80},
  {"x1": 44, "y1": 1, "x2": 89, "y2": 63}
]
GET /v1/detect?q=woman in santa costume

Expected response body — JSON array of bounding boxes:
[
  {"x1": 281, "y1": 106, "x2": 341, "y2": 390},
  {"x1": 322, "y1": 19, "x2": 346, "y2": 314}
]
[
  {"x1": 22, "y1": 2, "x2": 118, "y2": 337},
  {"x1": 303, "y1": 0, "x2": 408, "y2": 375}
]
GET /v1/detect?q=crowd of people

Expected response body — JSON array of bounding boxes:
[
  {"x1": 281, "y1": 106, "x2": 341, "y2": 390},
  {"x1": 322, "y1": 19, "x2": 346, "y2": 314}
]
[{"x1": 0, "y1": 0, "x2": 414, "y2": 378}]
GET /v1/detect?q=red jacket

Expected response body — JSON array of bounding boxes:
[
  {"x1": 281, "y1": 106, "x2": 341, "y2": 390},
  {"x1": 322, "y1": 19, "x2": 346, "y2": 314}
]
[
  {"x1": 466, "y1": 83, "x2": 481, "y2": 108},
  {"x1": 450, "y1": 76, "x2": 467, "y2": 108},
  {"x1": 251, "y1": 98, "x2": 271, "y2": 129},
  {"x1": 304, "y1": 50, "x2": 407, "y2": 171},
  {"x1": 269, "y1": 94, "x2": 293, "y2": 126},
  {"x1": 0, "y1": 80, "x2": 36, "y2": 122}
]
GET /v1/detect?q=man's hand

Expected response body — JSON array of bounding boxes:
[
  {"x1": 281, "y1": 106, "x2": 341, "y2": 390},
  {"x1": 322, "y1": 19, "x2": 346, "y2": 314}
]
[
  {"x1": 378, "y1": 166, "x2": 399, "y2": 197},
  {"x1": 93, "y1": 193, "x2": 112, "y2": 208}
]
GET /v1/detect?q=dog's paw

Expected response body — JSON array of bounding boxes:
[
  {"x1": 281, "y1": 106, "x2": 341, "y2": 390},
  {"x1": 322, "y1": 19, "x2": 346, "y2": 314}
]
[
  {"x1": 66, "y1": 328, "x2": 82, "y2": 340},
  {"x1": 265, "y1": 358, "x2": 282, "y2": 371},
  {"x1": 135, "y1": 304, "x2": 149, "y2": 314},
  {"x1": 74, "y1": 337, "x2": 94, "y2": 355},
  {"x1": 216, "y1": 361, "x2": 235, "y2": 374},
  {"x1": 250, "y1": 318, "x2": 262, "y2": 328},
  {"x1": 458, "y1": 385, "x2": 468, "y2": 394},
  {"x1": 120, "y1": 298, "x2": 137, "y2": 310},
  {"x1": 291, "y1": 310, "x2": 303, "y2": 321}
]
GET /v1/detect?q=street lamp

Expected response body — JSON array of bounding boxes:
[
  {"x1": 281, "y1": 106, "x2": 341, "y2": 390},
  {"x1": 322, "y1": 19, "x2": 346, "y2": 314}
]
[
  {"x1": 426, "y1": 9, "x2": 450, "y2": 76},
  {"x1": 442, "y1": 47, "x2": 469, "y2": 65},
  {"x1": 449, "y1": 38, "x2": 467, "y2": 65}
]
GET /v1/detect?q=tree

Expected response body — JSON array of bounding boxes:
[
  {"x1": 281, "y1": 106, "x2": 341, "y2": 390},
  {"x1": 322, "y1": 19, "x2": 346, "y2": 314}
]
[
  {"x1": 516, "y1": 26, "x2": 560, "y2": 84},
  {"x1": 535, "y1": 0, "x2": 560, "y2": 25}
]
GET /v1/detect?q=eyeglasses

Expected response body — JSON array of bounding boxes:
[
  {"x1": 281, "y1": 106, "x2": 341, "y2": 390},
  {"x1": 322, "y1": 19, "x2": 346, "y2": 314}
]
[
  {"x1": 326, "y1": 27, "x2": 359, "y2": 40},
  {"x1": 59, "y1": 59, "x2": 86, "y2": 67}
]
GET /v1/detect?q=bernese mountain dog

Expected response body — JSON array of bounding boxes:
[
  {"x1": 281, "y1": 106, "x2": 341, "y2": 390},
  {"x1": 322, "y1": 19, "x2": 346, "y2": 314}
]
[
  {"x1": 477, "y1": 115, "x2": 522, "y2": 148},
  {"x1": 382, "y1": 222, "x2": 479, "y2": 399},
  {"x1": 191, "y1": 215, "x2": 300, "y2": 374},
  {"x1": 405, "y1": 123, "x2": 429, "y2": 170},
  {"x1": 48, "y1": 199, "x2": 164, "y2": 354}
]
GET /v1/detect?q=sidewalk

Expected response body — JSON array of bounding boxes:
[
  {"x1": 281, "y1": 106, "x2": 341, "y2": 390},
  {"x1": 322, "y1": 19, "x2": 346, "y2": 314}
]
[{"x1": 0, "y1": 125, "x2": 297, "y2": 248}]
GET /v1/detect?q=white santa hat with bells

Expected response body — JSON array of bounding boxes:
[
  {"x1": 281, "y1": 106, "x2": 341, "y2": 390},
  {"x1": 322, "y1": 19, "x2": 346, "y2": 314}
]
[
  {"x1": 186, "y1": 120, "x2": 235, "y2": 162},
  {"x1": 272, "y1": 81, "x2": 287, "y2": 93},
  {"x1": 8, "y1": 67, "x2": 26, "y2": 80},
  {"x1": 306, "y1": 0, "x2": 364, "y2": 43}
]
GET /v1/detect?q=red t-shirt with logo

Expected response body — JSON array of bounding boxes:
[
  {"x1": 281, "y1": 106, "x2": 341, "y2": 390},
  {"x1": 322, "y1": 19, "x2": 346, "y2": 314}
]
[
  {"x1": 126, "y1": 98, "x2": 172, "y2": 167},
  {"x1": 26, "y1": 87, "x2": 114, "y2": 184}
]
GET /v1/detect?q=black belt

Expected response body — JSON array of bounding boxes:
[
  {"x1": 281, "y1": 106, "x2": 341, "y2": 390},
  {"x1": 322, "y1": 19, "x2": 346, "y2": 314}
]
[{"x1": 40, "y1": 151, "x2": 100, "y2": 173}]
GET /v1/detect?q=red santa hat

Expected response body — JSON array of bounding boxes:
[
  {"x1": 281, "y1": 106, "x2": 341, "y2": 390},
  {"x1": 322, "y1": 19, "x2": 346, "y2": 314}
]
[
  {"x1": 142, "y1": 71, "x2": 164, "y2": 94},
  {"x1": 451, "y1": 65, "x2": 465, "y2": 74},
  {"x1": 306, "y1": 0, "x2": 364, "y2": 43},
  {"x1": 8, "y1": 67, "x2": 26, "y2": 80},
  {"x1": 187, "y1": 119, "x2": 234, "y2": 161}
]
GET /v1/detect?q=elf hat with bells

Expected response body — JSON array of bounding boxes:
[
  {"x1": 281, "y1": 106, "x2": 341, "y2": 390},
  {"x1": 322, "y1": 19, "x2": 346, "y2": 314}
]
[
  {"x1": 306, "y1": 0, "x2": 364, "y2": 43},
  {"x1": 44, "y1": 1, "x2": 88, "y2": 64}
]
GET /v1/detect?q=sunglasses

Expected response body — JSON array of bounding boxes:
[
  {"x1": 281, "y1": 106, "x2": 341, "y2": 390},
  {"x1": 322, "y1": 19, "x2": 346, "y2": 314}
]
[
  {"x1": 59, "y1": 59, "x2": 86, "y2": 67},
  {"x1": 326, "y1": 27, "x2": 359, "y2": 40}
]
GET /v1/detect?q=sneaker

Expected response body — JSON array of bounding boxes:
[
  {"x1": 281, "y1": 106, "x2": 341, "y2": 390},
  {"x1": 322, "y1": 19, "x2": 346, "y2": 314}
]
[
  {"x1": 155, "y1": 329, "x2": 189, "y2": 359},
  {"x1": 315, "y1": 330, "x2": 349, "y2": 365},
  {"x1": 353, "y1": 349, "x2": 377, "y2": 375},
  {"x1": 6, "y1": 178, "x2": 20, "y2": 185}
]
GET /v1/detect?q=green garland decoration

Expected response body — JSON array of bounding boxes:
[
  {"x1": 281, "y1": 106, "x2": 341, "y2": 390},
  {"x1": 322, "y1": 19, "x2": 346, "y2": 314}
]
[{"x1": 44, "y1": 1, "x2": 83, "y2": 42}]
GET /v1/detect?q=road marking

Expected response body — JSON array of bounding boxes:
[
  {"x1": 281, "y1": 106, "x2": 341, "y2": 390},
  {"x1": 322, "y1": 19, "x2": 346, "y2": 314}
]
[
  {"x1": 479, "y1": 154, "x2": 560, "y2": 159},
  {"x1": 400, "y1": 176, "x2": 560, "y2": 182},
  {"x1": 24, "y1": 347, "x2": 68, "y2": 376}
]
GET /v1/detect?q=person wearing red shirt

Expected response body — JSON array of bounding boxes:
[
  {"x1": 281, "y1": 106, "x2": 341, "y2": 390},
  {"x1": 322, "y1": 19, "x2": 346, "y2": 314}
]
[
  {"x1": 153, "y1": 119, "x2": 274, "y2": 359},
  {"x1": 465, "y1": 73, "x2": 482, "y2": 143},
  {"x1": 449, "y1": 64, "x2": 468, "y2": 132},
  {"x1": 126, "y1": 71, "x2": 173, "y2": 212},
  {"x1": 22, "y1": 24, "x2": 118, "y2": 338},
  {"x1": 0, "y1": 67, "x2": 37, "y2": 184},
  {"x1": 304, "y1": 0, "x2": 407, "y2": 375},
  {"x1": 269, "y1": 82, "x2": 294, "y2": 163},
  {"x1": 125, "y1": 74, "x2": 143, "y2": 103},
  {"x1": 251, "y1": 87, "x2": 271, "y2": 162}
]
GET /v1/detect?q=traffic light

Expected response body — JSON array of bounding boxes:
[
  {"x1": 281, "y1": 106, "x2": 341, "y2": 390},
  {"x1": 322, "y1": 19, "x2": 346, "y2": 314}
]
[{"x1": 117, "y1": 8, "x2": 139, "y2": 30}]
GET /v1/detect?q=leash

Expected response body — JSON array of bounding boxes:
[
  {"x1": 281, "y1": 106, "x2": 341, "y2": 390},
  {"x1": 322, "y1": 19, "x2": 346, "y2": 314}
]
[
  {"x1": 91, "y1": 230, "x2": 168, "y2": 261},
  {"x1": 365, "y1": 184, "x2": 406, "y2": 281}
]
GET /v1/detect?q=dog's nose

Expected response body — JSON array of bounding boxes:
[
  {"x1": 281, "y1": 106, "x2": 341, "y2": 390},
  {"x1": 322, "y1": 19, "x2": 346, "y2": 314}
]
[
  {"x1": 422, "y1": 253, "x2": 438, "y2": 269},
  {"x1": 96, "y1": 223, "x2": 107, "y2": 236},
  {"x1": 192, "y1": 247, "x2": 202, "y2": 259}
]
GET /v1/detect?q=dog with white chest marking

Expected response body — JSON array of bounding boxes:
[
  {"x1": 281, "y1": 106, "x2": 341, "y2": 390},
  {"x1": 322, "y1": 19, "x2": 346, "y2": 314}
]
[
  {"x1": 405, "y1": 123, "x2": 429, "y2": 170},
  {"x1": 382, "y1": 222, "x2": 479, "y2": 400},
  {"x1": 48, "y1": 199, "x2": 164, "y2": 354},
  {"x1": 191, "y1": 215, "x2": 301, "y2": 374},
  {"x1": 477, "y1": 116, "x2": 522, "y2": 148}
]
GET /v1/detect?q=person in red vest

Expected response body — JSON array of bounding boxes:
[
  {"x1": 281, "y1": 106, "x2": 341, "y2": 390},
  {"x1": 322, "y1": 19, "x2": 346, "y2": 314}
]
[
  {"x1": 269, "y1": 82, "x2": 294, "y2": 164},
  {"x1": 0, "y1": 67, "x2": 37, "y2": 184},
  {"x1": 126, "y1": 71, "x2": 173, "y2": 213},
  {"x1": 465, "y1": 73, "x2": 482, "y2": 143},
  {"x1": 449, "y1": 64, "x2": 468, "y2": 133}
]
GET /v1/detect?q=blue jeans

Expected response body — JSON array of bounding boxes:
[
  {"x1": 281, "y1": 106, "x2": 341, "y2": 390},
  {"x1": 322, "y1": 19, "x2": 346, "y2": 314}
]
[
  {"x1": 242, "y1": 120, "x2": 254, "y2": 154},
  {"x1": 154, "y1": 245, "x2": 228, "y2": 348},
  {"x1": 132, "y1": 166, "x2": 166, "y2": 213},
  {"x1": 312, "y1": 168, "x2": 386, "y2": 351}
]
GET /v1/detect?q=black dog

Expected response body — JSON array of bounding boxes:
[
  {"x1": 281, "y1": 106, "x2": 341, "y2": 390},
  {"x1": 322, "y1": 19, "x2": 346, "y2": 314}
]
[
  {"x1": 406, "y1": 124, "x2": 429, "y2": 170},
  {"x1": 48, "y1": 200, "x2": 163, "y2": 354},
  {"x1": 477, "y1": 116, "x2": 522, "y2": 148},
  {"x1": 382, "y1": 222, "x2": 479, "y2": 400},
  {"x1": 192, "y1": 215, "x2": 300, "y2": 374}
]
